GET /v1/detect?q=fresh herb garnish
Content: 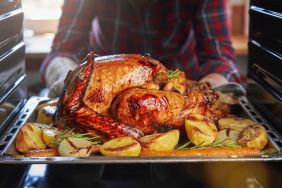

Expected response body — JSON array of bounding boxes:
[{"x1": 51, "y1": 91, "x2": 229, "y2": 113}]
[
  {"x1": 177, "y1": 139, "x2": 240, "y2": 150},
  {"x1": 167, "y1": 70, "x2": 180, "y2": 78},
  {"x1": 261, "y1": 148, "x2": 277, "y2": 155},
  {"x1": 190, "y1": 139, "x2": 241, "y2": 150},
  {"x1": 176, "y1": 141, "x2": 192, "y2": 150},
  {"x1": 52, "y1": 129, "x2": 101, "y2": 145}
]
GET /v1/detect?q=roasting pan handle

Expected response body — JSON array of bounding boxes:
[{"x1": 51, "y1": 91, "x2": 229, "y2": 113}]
[{"x1": 0, "y1": 74, "x2": 26, "y2": 104}]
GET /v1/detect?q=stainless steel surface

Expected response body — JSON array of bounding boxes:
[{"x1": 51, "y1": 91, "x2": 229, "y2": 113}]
[
  {"x1": 0, "y1": 75, "x2": 26, "y2": 133},
  {"x1": 248, "y1": 1, "x2": 282, "y2": 102},
  {"x1": 0, "y1": 0, "x2": 26, "y2": 134},
  {"x1": 0, "y1": 73, "x2": 26, "y2": 104},
  {"x1": 0, "y1": 0, "x2": 21, "y2": 15},
  {"x1": 0, "y1": 0, "x2": 25, "y2": 100},
  {"x1": 1, "y1": 84, "x2": 282, "y2": 163},
  {"x1": 0, "y1": 42, "x2": 25, "y2": 97}
]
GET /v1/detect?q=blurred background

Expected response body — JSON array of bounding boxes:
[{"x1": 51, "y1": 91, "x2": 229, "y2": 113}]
[{"x1": 22, "y1": 0, "x2": 249, "y2": 96}]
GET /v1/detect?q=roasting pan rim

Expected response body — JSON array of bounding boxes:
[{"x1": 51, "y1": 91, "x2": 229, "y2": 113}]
[{"x1": 1, "y1": 83, "x2": 282, "y2": 163}]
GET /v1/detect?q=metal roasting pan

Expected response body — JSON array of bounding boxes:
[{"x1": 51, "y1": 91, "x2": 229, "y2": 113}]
[{"x1": 1, "y1": 83, "x2": 282, "y2": 164}]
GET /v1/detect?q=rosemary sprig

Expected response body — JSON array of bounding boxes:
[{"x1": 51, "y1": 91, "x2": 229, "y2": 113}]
[
  {"x1": 176, "y1": 141, "x2": 192, "y2": 150},
  {"x1": 167, "y1": 70, "x2": 180, "y2": 78},
  {"x1": 261, "y1": 148, "x2": 277, "y2": 155},
  {"x1": 51, "y1": 129, "x2": 73, "y2": 145},
  {"x1": 52, "y1": 129, "x2": 101, "y2": 145},
  {"x1": 177, "y1": 139, "x2": 240, "y2": 150},
  {"x1": 190, "y1": 139, "x2": 240, "y2": 150},
  {"x1": 70, "y1": 133, "x2": 100, "y2": 144}
]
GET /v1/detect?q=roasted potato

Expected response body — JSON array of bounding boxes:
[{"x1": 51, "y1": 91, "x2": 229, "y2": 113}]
[
  {"x1": 42, "y1": 127, "x2": 62, "y2": 149},
  {"x1": 215, "y1": 129, "x2": 240, "y2": 145},
  {"x1": 238, "y1": 124, "x2": 268, "y2": 150},
  {"x1": 185, "y1": 114, "x2": 218, "y2": 146},
  {"x1": 36, "y1": 106, "x2": 57, "y2": 125},
  {"x1": 100, "y1": 137, "x2": 141, "y2": 156},
  {"x1": 139, "y1": 130, "x2": 179, "y2": 151},
  {"x1": 16, "y1": 123, "x2": 46, "y2": 153},
  {"x1": 58, "y1": 137, "x2": 93, "y2": 157},
  {"x1": 25, "y1": 149, "x2": 58, "y2": 157},
  {"x1": 218, "y1": 117, "x2": 256, "y2": 131}
]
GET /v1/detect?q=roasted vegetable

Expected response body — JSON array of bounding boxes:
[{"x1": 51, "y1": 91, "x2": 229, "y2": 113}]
[
  {"x1": 16, "y1": 123, "x2": 46, "y2": 153},
  {"x1": 36, "y1": 105, "x2": 57, "y2": 125},
  {"x1": 218, "y1": 117, "x2": 255, "y2": 131},
  {"x1": 100, "y1": 137, "x2": 141, "y2": 156},
  {"x1": 139, "y1": 130, "x2": 179, "y2": 151},
  {"x1": 238, "y1": 124, "x2": 268, "y2": 150},
  {"x1": 215, "y1": 129, "x2": 240, "y2": 145},
  {"x1": 42, "y1": 127, "x2": 62, "y2": 149},
  {"x1": 185, "y1": 114, "x2": 218, "y2": 146},
  {"x1": 58, "y1": 137, "x2": 94, "y2": 157},
  {"x1": 25, "y1": 149, "x2": 58, "y2": 157}
]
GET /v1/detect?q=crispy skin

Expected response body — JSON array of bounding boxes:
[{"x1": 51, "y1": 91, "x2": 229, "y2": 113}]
[
  {"x1": 57, "y1": 52, "x2": 228, "y2": 140},
  {"x1": 16, "y1": 123, "x2": 46, "y2": 153},
  {"x1": 57, "y1": 53, "x2": 163, "y2": 140},
  {"x1": 83, "y1": 54, "x2": 166, "y2": 114},
  {"x1": 111, "y1": 88, "x2": 185, "y2": 134}
]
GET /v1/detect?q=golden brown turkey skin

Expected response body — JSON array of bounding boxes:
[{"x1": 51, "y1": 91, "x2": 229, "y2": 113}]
[
  {"x1": 57, "y1": 52, "x2": 164, "y2": 140},
  {"x1": 83, "y1": 54, "x2": 166, "y2": 115},
  {"x1": 110, "y1": 88, "x2": 186, "y2": 134},
  {"x1": 57, "y1": 52, "x2": 227, "y2": 140}
]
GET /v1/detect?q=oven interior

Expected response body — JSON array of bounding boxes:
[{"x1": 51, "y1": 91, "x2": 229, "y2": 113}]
[{"x1": 0, "y1": 0, "x2": 281, "y2": 164}]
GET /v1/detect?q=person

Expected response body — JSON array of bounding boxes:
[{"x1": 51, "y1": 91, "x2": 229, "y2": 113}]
[{"x1": 41, "y1": 0, "x2": 240, "y2": 97}]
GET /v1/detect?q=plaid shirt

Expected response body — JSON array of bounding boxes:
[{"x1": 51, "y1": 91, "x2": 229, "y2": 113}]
[{"x1": 42, "y1": 0, "x2": 240, "y2": 82}]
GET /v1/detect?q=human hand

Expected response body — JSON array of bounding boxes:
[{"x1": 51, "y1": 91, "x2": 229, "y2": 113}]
[
  {"x1": 45, "y1": 57, "x2": 77, "y2": 98},
  {"x1": 199, "y1": 73, "x2": 228, "y2": 88}
]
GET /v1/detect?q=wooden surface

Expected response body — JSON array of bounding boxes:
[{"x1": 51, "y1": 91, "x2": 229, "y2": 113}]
[{"x1": 232, "y1": 35, "x2": 248, "y2": 56}]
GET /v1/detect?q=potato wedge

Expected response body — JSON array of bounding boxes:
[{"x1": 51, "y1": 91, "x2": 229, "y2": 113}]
[
  {"x1": 139, "y1": 130, "x2": 179, "y2": 151},
  {"x1": 215, "y1": 129, "x2": 240, "y2": 145},
  {"x1": 42, "y1": 127, "x2": 62, "y2": 149},
  {"x1": 58, "y1": 137, "x2": 93, "y2": 157},
  {"x1": 16, "y1": 123, "x2": 46, "y2": 153},
  {"x1": 238, "y1": 124, "x2": 268, "y2": 150},
  {"x1": 100, "y1": 137, "x2": 141, "y2": 156},
  {"x1": 36, "y1": 106, "x2": 57, "y2": 125},
  {"x1": 185, "y1": 114, "x2": 218, "y2": 146},
  {"x1": 25, "y1": 149, "x2": 58, "y2": 157},
  {"x1": 218, "y1": 117, "x2": 256, "y2": 131}
]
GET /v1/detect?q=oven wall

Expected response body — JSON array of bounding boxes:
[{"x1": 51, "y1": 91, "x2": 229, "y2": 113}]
[{"x1": 0, "y1": 0, "x2": 27, "y2": 133}]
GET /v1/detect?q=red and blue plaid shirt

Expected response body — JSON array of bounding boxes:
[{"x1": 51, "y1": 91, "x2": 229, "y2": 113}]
[{"x1": 42, "y1": 0, "x2": 240, "y2": 82}]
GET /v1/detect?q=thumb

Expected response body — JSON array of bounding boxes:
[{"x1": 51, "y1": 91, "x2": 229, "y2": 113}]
[{"x1": 48, "y1": 78, "x2": 65, "y2": 98}]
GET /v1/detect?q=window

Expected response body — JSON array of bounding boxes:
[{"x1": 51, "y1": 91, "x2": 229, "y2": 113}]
[{"x1": 22, "y1": 0, "x2": 63, "y2": 34}]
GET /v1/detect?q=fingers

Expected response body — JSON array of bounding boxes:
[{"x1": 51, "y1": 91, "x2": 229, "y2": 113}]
[
  {"x1": 48, "y1": 78, "x2": 65, "y2": 98},
  {"x1": 45, "y1": 57, "x2": 78, "y2": 88},
  {"x1": 199, "y1": 73, "x2": 228, "y2": 88},
  {"x1": 45, "y1": 57, "x2": 78, "y2": 98}
]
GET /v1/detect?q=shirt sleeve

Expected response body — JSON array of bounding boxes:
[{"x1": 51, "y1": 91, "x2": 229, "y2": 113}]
[
  {"x1": 193, "y1": 0, "x2": 241, "y2": 82},
  {"x1": 41, "y1": 0, "x2": 96, "y2": 82}
]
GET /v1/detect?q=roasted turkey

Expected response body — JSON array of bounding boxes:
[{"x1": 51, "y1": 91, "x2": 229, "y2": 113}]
[{"x1": 57, "y1": 52, "x2": 232, "y2": 141}]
